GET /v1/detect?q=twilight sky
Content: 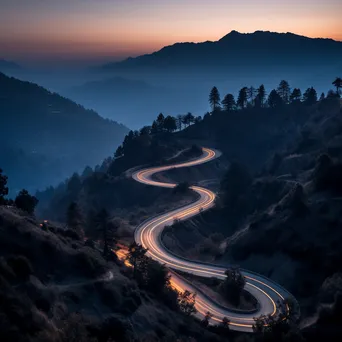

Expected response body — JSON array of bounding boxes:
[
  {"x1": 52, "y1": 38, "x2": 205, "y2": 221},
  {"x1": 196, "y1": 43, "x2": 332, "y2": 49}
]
[{"x1": 1, "y1": 0, "x2": 342, "y2": 66}]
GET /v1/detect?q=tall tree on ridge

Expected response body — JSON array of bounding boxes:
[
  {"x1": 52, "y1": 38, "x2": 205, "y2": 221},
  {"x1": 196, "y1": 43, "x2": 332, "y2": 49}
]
[
  {"x1": 268, "y1": 89, "x2": 283, "y2": 108},
  {"x1": 247, "y1": 86, "x2": 257, "y2": 106},
  {"x1": 156, "y1": 113, "x2": 165, "y2": 132},
  {"x1": 176, "y1": 115, "x2": 183, "y2": 131},
  {"x1": 15, "y1": 189, "x2": 38, "y2": 215},
  {"x1": 237, "y1": 87, "x2": 248, "y2": 109},
  {"x1": 182, "y1": 112, "x2": 194, "y2": 127},
  {"x1": 151, "y1": 120, "x2": 158, "y2": 134},
  {"x1": 277, "y1": 80, "x2": 291, "y2": 104},
  {"x1": 114, "y1": 145, "x2": 124, "y2": 158},
  {"x1": 209, "y1": 86, "x2": 221, "y2": 112},
  {"x1": 303, "y1": 87, "x2": 318, "y2": 105},
  {"x1": 96, "y1": 208, "x2": 117, "y2": 258},
  {"x1": 222, "y1": 93, "x2": 236, "y2": 111},
  {"x1": 332, "y1": 77, "x2": 342, "y2": 95},
  {"x1": 0, "y1": 169, "x2": 9, "y2": 205},
  {"x1": 256, "y1": 84, "x2": 266, "y2": 107},
  {"x1": 66, "y1": 202, "x2": 84, "y2": 239},
  {"x1": 163, "y1": 115, "x2": 177, "y2": 133},
  {"x1": 290, "y1": 88, "x2": 302, "y2": 103}
]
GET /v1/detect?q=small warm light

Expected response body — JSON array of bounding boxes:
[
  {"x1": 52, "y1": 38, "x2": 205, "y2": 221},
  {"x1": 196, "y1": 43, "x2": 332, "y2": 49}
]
[{"x1": 115, "y1": 247, "x2": 132, "y2": 267}]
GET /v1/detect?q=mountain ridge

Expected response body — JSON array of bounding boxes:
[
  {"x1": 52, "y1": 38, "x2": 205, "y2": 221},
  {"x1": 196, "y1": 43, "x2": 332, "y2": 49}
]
[
  {"x1": 102, "y1": 30, "x2": 342, "y2": 70},
  {"x1": 0, "y1": 72, "x2": 129, "y2": 193}
]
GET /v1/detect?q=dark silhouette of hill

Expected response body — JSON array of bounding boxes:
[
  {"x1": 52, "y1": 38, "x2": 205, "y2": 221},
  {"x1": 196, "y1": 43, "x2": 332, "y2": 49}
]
[
  {"x1": 85, "y1": 31, "x2": 341, "y2": 127},
  {"x1": 103, "y1": 31, "x2": 342, "y2": 71},
  {"x1": 0, "y1": 72, "x2": 129, "y2": 194},
  {"x1": 0, "y1": 205, "x2": 225, "y2": 342},
  {"x1": 18, "y1": 76, "x2": 342, "y2": 341}
]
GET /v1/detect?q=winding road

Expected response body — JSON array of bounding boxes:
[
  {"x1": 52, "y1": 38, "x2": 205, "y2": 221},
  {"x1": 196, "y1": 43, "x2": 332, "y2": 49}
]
[{"x1": 132, "y1": 148, "x2": 295, "y2": 332}]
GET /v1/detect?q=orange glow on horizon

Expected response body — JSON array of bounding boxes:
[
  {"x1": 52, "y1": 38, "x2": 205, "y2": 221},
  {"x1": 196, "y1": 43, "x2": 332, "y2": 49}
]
[{"x1": 1, "y1": 0, "x2": 341, "y2": 63}]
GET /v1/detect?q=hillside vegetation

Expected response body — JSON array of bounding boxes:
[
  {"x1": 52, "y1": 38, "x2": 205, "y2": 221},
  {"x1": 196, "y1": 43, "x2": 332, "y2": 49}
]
[
  {"x1": 4, "y1": 76, "x2": 341, "y2": 341},
  {"x1": 0, "y1": 72, "x2": 128, "y2": 194},
  {"x1": 0, "y1": 204, "x2": 231, "y2": 342},
  {"x1": 162, "y1": 95, "x2": 342, "y2": 340}
]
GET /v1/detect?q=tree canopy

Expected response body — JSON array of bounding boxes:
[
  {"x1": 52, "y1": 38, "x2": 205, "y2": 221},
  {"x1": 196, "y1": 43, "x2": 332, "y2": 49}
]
[
  {"x1": 209, "y1": 87, "x2": 221, "y2": 111},
  {"x1": 15, "y1": 189, "x2": 38, "y2": 215},
  {"x1": 332, "y1": 77, "x2": 342, "y2": 95},
  {"x1": 0, "y1": 168, "x2": 9, "y2": 204},
  {"x1": 222, "y1": 94, "x2": 236, "y2": 111}
]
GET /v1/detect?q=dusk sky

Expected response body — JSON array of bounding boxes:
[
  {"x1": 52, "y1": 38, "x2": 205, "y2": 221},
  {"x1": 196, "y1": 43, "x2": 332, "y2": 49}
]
[{"x1": 1, "y1": 0, "x2": 342, "y2": 66}]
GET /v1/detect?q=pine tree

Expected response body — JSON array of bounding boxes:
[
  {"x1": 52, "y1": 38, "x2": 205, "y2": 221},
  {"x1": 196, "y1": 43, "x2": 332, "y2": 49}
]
[
  {"x1": 268, "y1": 89, "x2": 283, "y2": 108},
  {"x1": 178, "y1": 290, "x2": 197, "y2": 316},
  {"x1": 303, "y1": 87, "x2": 318, "y2": 105},
  {"x1": 66, "y1": 202, "x2": 84, "y2": 239},
  {"x1": 209, "y1": 87, "x2": 221, "y2": 111},
  {"x1": 182, "y1": 112, "x2": 194, "y2": 127},
  {"x1": 237, "y1": 87, "x2": 248, "y2": 109},
  {"x1": 151, "y1": 120, "x2": 159, "y2": 134},
  {"x1": 163, "y1": 115, "x2": 177, "y2": 132},
  {"x1": 222, "y1": 94, "x2": 236, "y2": 111},
  {"x1": 176, "y1": 115, "x2": 183, "y2": 131},
  {"x1": 114, "y1": 145, "x2": 124, "y2": 158},
  {"x1": 247, "y1": 86, "x2": 257, "y2": 105},
  {"x1": 127, "y1": 242, "x2": 148, "y2": 279},
  {"x1": 15, "y1": 189, "x2": 38, "y2": 215},
  {"x1": 139, "y1": 126, "x2": 151, "y2": 136},
  {"x1": 0, "y1": 169, "x2": 9, "y2": 205},
  {"x1": 256, "y1": 84, "x2": 266, "y2": 107},
  {"x1": 290, "y1": 88, "x2": 302, "y2": 103},
  {"x1": 95, "y1": 209, "x2": 117, "y2": 258},
  {"x1": 332, "y1": 77, "x2": 342, "y2": 95},
  {"x1": 277, "y1": 80, "x2": 291, "y2": 104},
  {"x1": 156, "y1": 113, "x2": 165, "y2": 131}
]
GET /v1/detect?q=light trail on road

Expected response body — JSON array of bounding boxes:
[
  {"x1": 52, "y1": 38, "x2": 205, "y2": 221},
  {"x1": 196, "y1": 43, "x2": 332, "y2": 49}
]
[{"x1": 132, "y1": 148, "x2": 294, "y2": 332}]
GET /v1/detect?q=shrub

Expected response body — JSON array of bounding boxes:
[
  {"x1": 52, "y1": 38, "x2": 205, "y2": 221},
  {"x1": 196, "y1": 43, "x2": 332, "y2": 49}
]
[
  {"x1": 7, "y1": 255, "x2": 33, "y2": 280},
  {"x1": 220, "y1": 266, "x2": 246, "y2": 307},
  {"x1": 173, "y1": 182, "x2": 190, "y2": 194},
  {"x1": 85, "y1": 239, "x2": 95, "y2": 249},
  {"x1": 60, "y1": 313, "x2": 93, "y2": 342},
  {"x1": 14, "y1": 189, "x2": 38, "y2": 214},
  {"x1": 75, "y1": 251, "x2": 105, "y2": 278},
  {"x1": 314, "y1": 154, "x2": 342, "y2": 194}
]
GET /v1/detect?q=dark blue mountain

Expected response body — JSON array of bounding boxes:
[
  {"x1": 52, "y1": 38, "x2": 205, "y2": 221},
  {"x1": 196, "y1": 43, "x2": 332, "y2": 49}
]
[
  {"x1": 102, "y1": 31, "x2": 342, "y2": 71},
  {"x1": 0, "y1": 72, "x2": 129, "y2": 194}
]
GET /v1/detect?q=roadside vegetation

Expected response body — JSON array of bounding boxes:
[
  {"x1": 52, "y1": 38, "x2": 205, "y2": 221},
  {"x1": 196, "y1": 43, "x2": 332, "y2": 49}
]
[{"x1": 1, "y1": 77, "x2": 341, "y2": 341}]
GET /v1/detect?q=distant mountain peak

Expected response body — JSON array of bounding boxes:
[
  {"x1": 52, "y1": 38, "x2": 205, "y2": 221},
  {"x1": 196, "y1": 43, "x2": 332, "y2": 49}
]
[
  {"x1": 219, "y1": 30, "x2": 242, "y2": 41},
  {"x1": 101, "y1": 30, "x2": 342, "y2": 71}
]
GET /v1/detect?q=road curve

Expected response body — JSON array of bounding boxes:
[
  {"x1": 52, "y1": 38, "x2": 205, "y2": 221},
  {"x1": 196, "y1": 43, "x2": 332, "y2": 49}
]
[{"x1": 132, "y1": 148, "x2": 294, "y2": 332}]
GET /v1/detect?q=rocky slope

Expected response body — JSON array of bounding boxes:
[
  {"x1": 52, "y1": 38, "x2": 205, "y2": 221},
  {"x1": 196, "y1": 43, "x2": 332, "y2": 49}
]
[
  {"x1": 162, "y1": 98, "x2": 342, "y2": 335},
  {"x1": 0, "y1": 205, "x2": 225, "y2": 342}
]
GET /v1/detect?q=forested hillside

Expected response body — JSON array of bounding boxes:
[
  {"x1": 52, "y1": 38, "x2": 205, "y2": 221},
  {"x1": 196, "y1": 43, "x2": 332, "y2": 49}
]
[{"x1": 0, "y1": 72, "x2": 128, "y2": 194}]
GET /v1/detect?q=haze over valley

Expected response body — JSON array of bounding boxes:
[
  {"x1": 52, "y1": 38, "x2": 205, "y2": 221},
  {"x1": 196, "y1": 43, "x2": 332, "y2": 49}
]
[{"x1": 1, "y1": 1, "x2": 342, "y2": 341}]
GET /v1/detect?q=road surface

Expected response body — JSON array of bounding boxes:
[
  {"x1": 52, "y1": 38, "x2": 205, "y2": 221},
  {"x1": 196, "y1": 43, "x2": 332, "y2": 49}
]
[{"x1": 132, "y1": 148, "x2": 295, "y2": 332}]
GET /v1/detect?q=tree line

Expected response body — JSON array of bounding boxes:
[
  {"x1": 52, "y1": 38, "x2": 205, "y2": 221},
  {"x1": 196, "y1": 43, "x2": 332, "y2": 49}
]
[
  {"x1": 114, "y1": 77, "x2": 341, "y2": 159},
  {"x1": 209, "y1": 77, "x2": 342, "y2": 112},
  {"x1": 0, "y1": 168, "x2": 38, "y2": 214},
  {"x1": 114, "y1": 112, "x2": 201, "y2": 158}
]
